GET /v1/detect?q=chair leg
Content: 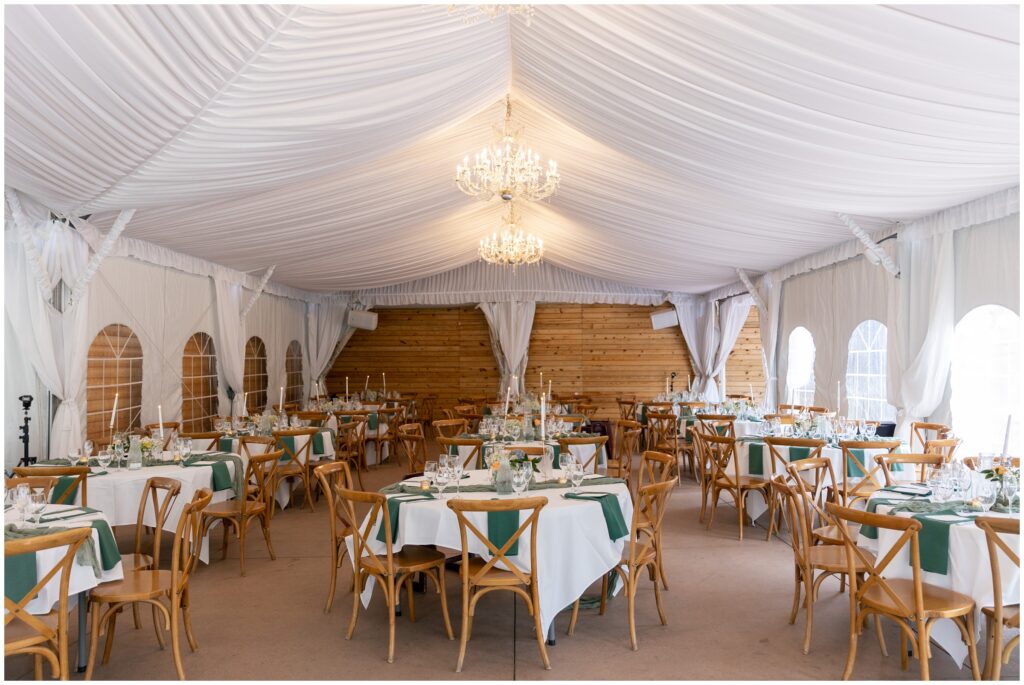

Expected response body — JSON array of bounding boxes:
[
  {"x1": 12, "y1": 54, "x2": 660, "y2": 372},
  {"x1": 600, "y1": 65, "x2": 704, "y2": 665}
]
[
  {"x1": 84, "y1": 600, "x2": 103, "y2": 680},
  {"x1": 789, "y1": 566, "x2": 802, "y2": 625},
  {"x1": 404, "y1": 576, "x2": 416, "y2": 623},
  {"x1": 599, "y1": 574, "x2": 609, "y2": 616},
  {"x1": 652, "y1": 564, "x2": 667, "y2": 626},
  {"x1": 737, "y1": 490, "x2": 745, "y2": 541},
  {"x1": 170, "y1": 597, "x2": 186, "y2": 680},
  {"x1": 455, "y1": 583, "x2": 471, "y2": 672},
  {"x1": 325, "y1": 542, "x2": 339, "y2": 614},
  {"x1": 960, "y1": 613, "x2": 981, "y2": 680},
  {"x1": 567, "y1": 598, "x2": 580, "y2": 636},
  {"x1": 132, "y1": 601, "x2": 142, "y2": 630},
  {"x1": 386, "y1": 576, "x2": 396, "y2": 664},
  {"x1": 182, "y1": 588, "x2": 199, "y2": 652},
  {"x1": 152, "y1": 602, "x2": 166, "y2": 649},
  {"x1": 916, "y1": 618, "x2": 929, "y2": 680},
  {"x1": 656, "y1": 531, "x2": 669, "y2": 590},
  {"x1": 842, "y1": 608, "x2": 859, "y2": 680},
  {"x1": 802, "y1": 574, "x2": 814, "y2": 655},
  {"x1": 102, "y1": 606, "x2": 119, "y2": 664},
  {"x1": 765, "y1": 491, "x2": 776, "y2": 542},
  {"x1": 238, "y1": 516, "x2": 250, "y2": 576},
  {"x1": 982, "y1": 615, "x2": 995, "y2": 680},
  {"x1": 706, "y1": 487, "x2": 720, "y2": 531},
  {"x1": 872, "y1": 613, "x2": 888, "y2": 658},
  {"x1": 626, "y1": 570, "x2": 638, "y2": 651},
  {"x1": 436, "y1": 566, "x2": 454, "y2": 640},
  {"x1": 346, "y1": 571, "x2": 362, "y2": 640},
  {"x1": 260, "y1": 510, "x2": 276, "y2": 560},
  {"x1": 531, "y1": 584, "x2": 551, "y2": 669},
  {"x1": 900, "y1": 622, "x2": 909, "y2": 671}
]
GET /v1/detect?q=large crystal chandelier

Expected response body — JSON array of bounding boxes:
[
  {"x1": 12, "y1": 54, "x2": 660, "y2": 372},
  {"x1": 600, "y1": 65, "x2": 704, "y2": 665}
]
[
  {"x1": 455, "y1": 95, "x2": 559, "y2": 203},
  {"x1": 448, "y1": 5, "x2": 535, "y2": 25},
  {"x1": 479, "y1": 202, "x2": 543, "y2": 267}
]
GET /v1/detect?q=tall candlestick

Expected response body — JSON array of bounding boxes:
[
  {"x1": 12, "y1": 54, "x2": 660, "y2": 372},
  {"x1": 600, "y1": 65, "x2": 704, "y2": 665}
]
[
  {"x1": 836, "y1": 381, "x2": 841, "y2": 413},
  {"x1": 540, "y1": 371, "x2": 543, "y2": 396},
  {"x1": 749, "y1": 383, "x2": 755, "y2": 404},
  {"x1": 547, "y1": 379, "x2": 552, "y2": 401},
  {"x1": 504, "y1": 386, "x2": 512, "y2": 416},
  {"x1": 382, "y1": 372, "x2": 386, "y2": 396},
  {"x1": 364, "y1": 375, "x2": 369, "y2": 392},
  {"x1": 665, "y1": 375, "x2": 670, "y2": 395},
  {"x1": 243, "y1": 392, "x2": 247, "y2": 414},
  {"x1": 315, "y1": 380, "x2": 321, "y2": 403},
  {"x1": 109, "y1": 392, "x2": 118, "y2": 428},
  {"x1": 540, "y1": 395, "x2": 546, "y2": 441},
  {"x1": 1002, "y1": 414, "x2": 1012, "y2": 456},
  {"x1": 345, "y1": 376, "x2": 349, "y2": 398},
  {"x1": 687, "y1": 374, "x2": 691, "y2": 392},
  {"x1": 158, "y1": 405, "x2": 165, "y2": 439},
  {"x1": 279, "y1": 387, "x2": 284, "y2": 412}
]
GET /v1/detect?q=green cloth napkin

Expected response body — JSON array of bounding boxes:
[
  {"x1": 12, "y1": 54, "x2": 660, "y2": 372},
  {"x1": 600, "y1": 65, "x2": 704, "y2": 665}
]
[
  {"x1": 218, "y1": 437, "x2": 235, "y2": 453},
  {"x1": 376, "y1": 493, "x2": 434, "y2": 544},
  {"x1": 748, "y1": 443, "x2": 765, "y2": 476},
  {"x1": 50, "y1": 475, "x2": 82, "y2": 504},
  {"x1": 183, "y1": 453, "x2": 244, "y2": 499},
  {"x1": 882, "y1": 484, "x2": 932, "y2": 497},
  {"x1": 563, "y1": 492, "x2": 629, "y2": 540},
  {"x1": 487, "y1": 510, "x2": 520, "y2": 556},
  {"x1": 910, "y1": 507, "x2": 972, "y2": 575},
  {"x1": 858, "y1": 498, "x2": 906, "y2": 540},
  {"x1": 379, "y1": 476, "x2": 626, "y2": 496},
  {"x1": 312, "y1": 428, "x2": 336, "y2": 455}
]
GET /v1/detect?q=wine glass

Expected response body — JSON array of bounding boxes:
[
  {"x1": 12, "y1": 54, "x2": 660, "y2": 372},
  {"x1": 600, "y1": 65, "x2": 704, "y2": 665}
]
[
  {"x1": 113, "y1": 442, "x2": 125, "y2": 472},
  {"x1": 934, "y1": 474, "x2": 954, "y2": 503},
  {"x1": 67, "y1": 447, "x2": 81, "y2": 464},
  {"x1": 953, "y1": 467, "x2": 973, "y2": 514},
  {"x1": 569, "y1": 461, "x2": 585, "y2": 494},
  {"x1": 28, "y1": 492, "x2": 47, "y2": 525},
  {"x1": 975, "y1": 480, "x2": 997, "y2": 511},
  {"x1": 13, "y1": 484, "x2": 31, "y2": 523},
  {"x1": 83, "y1": 439, "x2": 95, "y2": 459},
  {"x1": 424, "y1": 461, "x2": 438, "y2": 486},
  {"x1": 451, "y1": 462, "x2": 464, "y2": 496},
  {"x1": 435, "y1": 467, "x2": 451, "y2": 501},
  {"x1": 96, "y1": 448, "x2": 112, "y2": 472},
  {"x1": 925, "y1": 465, "x2": 944, "y2": 491},
  {"x1": 1002, "y1": 473, "x2": 1018, "y2": 512},
  {"x1": 864, "y1": 423, "x2": 877, "y2": 439}
]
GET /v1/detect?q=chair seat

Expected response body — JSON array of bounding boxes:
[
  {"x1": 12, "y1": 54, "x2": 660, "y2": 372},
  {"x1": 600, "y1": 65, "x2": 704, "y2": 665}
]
[
  {"x1": 276, "y1": 463, "x2": 305, "y2": 477},
  {"x1": 359, "y1": 545, "x2": 446, "y2": 575},
  {"x1": 861, "y1": 578, "x2": 975, "y2": 619},
  {"x1": 715, "y1": 475, "x2": 770, "y2": 490},
  {"x1": 463, "y1": 556, "x2": 527, "y2": 587},
  {"x1": 808, "y1": 544, "x2": 874, "y2": 573},
  {"x1": 203, "y1": 499, "x2": 266, "y2": 517},
  {"x1": 813, "y1": 524, "x2": 855, "y2": 545},
  {"x1": 5, "y1": 610, "x2": 58, "y2": 649},
  {"x1": 119, "y1": 552, "x2": 154, "y2": 572},
  {"x1": 982, "y1": 604, "x2": 1020, "y2": 628},
  {"x1": 91, "y1": 569, "x2": 172, "y2": 603}
]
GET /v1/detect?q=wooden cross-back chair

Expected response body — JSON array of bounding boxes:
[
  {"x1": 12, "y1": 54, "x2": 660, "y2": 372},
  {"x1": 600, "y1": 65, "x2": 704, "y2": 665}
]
[
  {"x1": 785, "y1": 457, "x2": 844, "y2": 547},
  {"x1": 974, "y1": 516, "x2": 1020, "y2": 680},
  {"x1": 417, "y1": 394, "x2": 437, "y2": 426},
  {"x1": 4, "y1": 476, "x2": 57, "y2": 501},
  {"x1": 873, "y1": 454, "x2": 944, "y2": 486},
  {"x1": 645, "y1": 411, "x2": 681, "y2": 475},
  {"x1": 331, "y1": 420, "x2": 366, "y2": 490},
  {"x1": 86, "y1": 489, "x2": 214, "y2": 680},
  {"x1": 5, "y1": 527, "x2": 93, "y2": 681},
  {"x1": 313, "y1": 461, "x2": 356, "y2": 614},
  {"x1": 805, "y1": 406, "x2": 829, "y2": 415},
  {"x1": 825, "y1": 502, "x2": 980, "y2": 681},
  {"x1": 909, "y1": 421, "x2": 950, "y2": 453},
  {"x1": 695, "y1": 414, "x2": 736, "y2": 439},
  {"x1": 633, "y1": 450, "x2": 675, "y2": 591},
  {"x1": 577, "y1": 403, "x2": 598, "y2": 421},
  {"x1": 689, "y1": 427, "x2": 715, "y2": 523},
  {"x1": 272, "y1": 402, "x2": 300, "y2": 413},
  {"x1": 763, "y1": 413, "x2": 796, "y2": 425},
  {"x1": 777, "y1": 403, "x2": 803, "y2": 414},
  {"x1": 762, "y1": 437, "x2": 825, "y2": 542},
  {"x1": 557, "y1": 435, "x2": 608, "y2": 474},
  {"x1": 772, "y1": 481, "x2": 880, "y2": 656},
  {"x1": 447, "y1": 496, "x2": 548, "y2": 672},
  {"x1": 12, "y1": 466, "x2": 89, "y2": 506},
  {"x1": 837, "y1": 440, "x2": 900, "y2": 507},
  {"x1": 703, "y1": 432, "x2": 770, "y2": 541},
  {"x1": 396, "y1": 423, "x2": 428, "y2": 475},
  {"x1": 271, "y1": 427, "x2": 319, "y2": 516},
  {"x1": 617, "y1": 399, "x2": 638, "y2": 421},
  {"x1": 201, "y1": 450, "x2": 280, "y2": 576},
  {"x1": 569, "y1": 477, "x2": 676, "y2": 650},
  {"x1": 923, "y1": 438, "x2": 960, "y2": 463},
  {"x1": 608, "y1": 420, "x2": 641, "y2": 489},
  {"x1": 180, "y1": 431, "x2": 221, "y2": 451},
  {"x1": 374, "y1": 406, "x2": 405, "y2": 465},
  {"x1": 334, "y1": 411, "x2": 370, "y2": 474},
  {"x1": 339, "y1": 488, "x2": 453, "y2": 664},
  {"x1": 433, "y1": 418, "x2": 469, "y2": 440},
  {"x1": 436, "y1": 436, "x2": 483, "y2": 470},
  {"x1": 292, "y1": 411, "x2": 328, "y2": 427},
  {"x1": 726, "y1": 393, "x2": 752, "y2": 402},
  {"x1": 144, "y1": 422, "x2": 181, "y2": 450}
]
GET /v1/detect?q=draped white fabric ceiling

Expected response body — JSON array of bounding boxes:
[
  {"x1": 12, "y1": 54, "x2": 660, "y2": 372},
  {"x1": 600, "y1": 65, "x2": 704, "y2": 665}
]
[{"x1": 5, "y1": 4, "x2": 1018, "y2": 294}]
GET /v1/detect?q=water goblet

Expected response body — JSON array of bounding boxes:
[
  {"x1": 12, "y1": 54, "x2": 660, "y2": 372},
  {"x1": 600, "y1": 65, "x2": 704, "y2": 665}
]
[
  {"x1": 1001, "y1": 473, "x2": 1018, "y2": 512},
  {"x1": 113, "y1": 443, "x2": 125, "y2": 472},
  {"x1": 451, "y1": 462, "x2": 464, "y2": 496},
  {"x1": 424, "y1": 461, "x2": 438, "y2": 485},
  {"x1": 435, "y1": 467, "x2": 451, "y2": 501},
  {"x1": 864, "y1": 423, "x2": 877, "y2": 439},
  {"x1": 96, "y1": 448, "x2": 112, "y2": 473},
  {"x1": 975, "y1": 480, "x2": 997, "y2": 512},
  {"x1": 28, "y1": 492, "x2": 47, "y2": 526},
  {"x1": 83, "y1": 439, "x2": 95, "y2": 459},
  {"x1": 569, "y1": 461, "x2": 585, "y2": 494},
  {"x1": 512, "y1": 464, "x2": 530, "y2": 495}
]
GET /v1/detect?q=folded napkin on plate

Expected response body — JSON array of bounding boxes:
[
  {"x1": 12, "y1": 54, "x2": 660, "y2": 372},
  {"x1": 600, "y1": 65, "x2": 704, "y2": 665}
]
[
  {"x1": 376, "y1": 493, "x2": 434, "y2": 544},
  {"x1": 563, "y1": 492, "x2": 629, "y2": 541},
  {"x1": 882, "y1": 484, "x2": 932, "y2": 497}
]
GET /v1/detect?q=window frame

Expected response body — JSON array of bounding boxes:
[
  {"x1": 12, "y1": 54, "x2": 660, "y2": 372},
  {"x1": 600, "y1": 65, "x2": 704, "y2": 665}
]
[
  {"x1": 86, "y1": 323, "x2": 143, "y2": 444},
  {"x1": 285, "y1": 340, "x2": 303, "y2": 404},
  {"x1": 243, "y1": 336, "x2": 268, "y2": 414},
  {"x1": 786, "y1": 326, "x2": 816, "y2": 407},
  {"x1": 844, "y1": 319, "x2": 896, "y2": 421},
  {"x1": 182, "y1": 332, "x2": 219, "y2": 432}
]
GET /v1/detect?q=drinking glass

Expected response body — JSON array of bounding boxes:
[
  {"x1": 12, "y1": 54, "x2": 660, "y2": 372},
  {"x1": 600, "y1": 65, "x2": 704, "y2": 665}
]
[
  {"x1": 83, "y1": 439, "x2": 95, "y2": 458},
  {"x1": 68, "y1": 448, "x2": 81, "y2": 463},
  {"x1": 975, "y1": 480, "x2": 997, "y2": 511},
  {"x1": 570, "y1": 462, "x2": 585, "y2": 494},
  {"x1": 451, "y1": 463, "x2": 464, "y2": 496},
  {"x1": 435, "y1": 467, "x2": 451, "y2": 500},
  {"x1": 96, "y1": 448, "x2": 112, "y2": 472},
  {"x1": 925, "y1": 466, "x2": 944, "y2": 491},
  {"x1": 512, "y1": 464, "x2": 530, "y2": 495},
  {"x1": 14, "y1": 484, "x2": 31, "y2": 523},
  {"x1": 113, "y1": 443, "x2": 125, "y2": 471},
  {"x1": 424, "y1": 461, "x2": 438, "y2": 485},
  {"x1": 28, "y1": 492, "x2": 46, "y2": 525},
  {"x1": 864, "y1": 423, "x2": 877, "y2": 439},
  {"x1": 934, "y1": 477, "x2": 954, "y2": 503},
  {"x1": 1002, "y1": 474, "x2": 1018, "y2": 512},
  {"x1": 953, "y1": 467, "x2": 973, "y2": 514}
]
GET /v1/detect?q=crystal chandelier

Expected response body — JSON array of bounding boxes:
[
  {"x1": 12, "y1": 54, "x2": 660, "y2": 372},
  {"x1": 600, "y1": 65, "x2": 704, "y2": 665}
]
[
  {"x1": 456, "y1": 95, "x2": 559, "y2": 203},
  {"x1": 479, "y1": 202, "x2": 543, "y2": 267},
  {"x1": 448, "y1": 5, "x2": 535, "y2": 25}
]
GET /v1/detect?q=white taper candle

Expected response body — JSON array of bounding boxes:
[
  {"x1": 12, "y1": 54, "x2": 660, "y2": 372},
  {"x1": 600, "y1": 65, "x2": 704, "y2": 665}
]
[{"x1": 109, "y1": 392, "x2": 118, "y2": 428}]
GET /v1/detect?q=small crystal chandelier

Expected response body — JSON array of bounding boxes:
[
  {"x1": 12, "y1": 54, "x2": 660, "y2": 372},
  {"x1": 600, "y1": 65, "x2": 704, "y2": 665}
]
[
  {"x1": 479, "y1": 202, "x2": 543, "y2": 267},
  {"x1": 448, "y1": 5, "x2": 535, "y2": 26},
  {"x1": 456, "y1": 95, "x2": 559, "y2": 203}
]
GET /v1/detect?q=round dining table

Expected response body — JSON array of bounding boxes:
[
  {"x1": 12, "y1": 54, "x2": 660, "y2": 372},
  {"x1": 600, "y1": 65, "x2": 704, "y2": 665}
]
[{"x1": 349, "y1": 469, "x2": 633, "y2": 638}]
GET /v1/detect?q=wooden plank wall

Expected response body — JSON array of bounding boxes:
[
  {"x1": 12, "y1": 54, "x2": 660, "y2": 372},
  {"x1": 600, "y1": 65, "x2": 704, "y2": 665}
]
[{"x1": 724, "y1": 306, "x2": 766, "y2": 402}]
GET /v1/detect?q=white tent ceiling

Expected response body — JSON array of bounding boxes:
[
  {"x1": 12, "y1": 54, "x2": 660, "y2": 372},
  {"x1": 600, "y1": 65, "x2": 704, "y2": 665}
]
[{"x1": 4, "y1": 4, "x2": 1018, "y2": 294}]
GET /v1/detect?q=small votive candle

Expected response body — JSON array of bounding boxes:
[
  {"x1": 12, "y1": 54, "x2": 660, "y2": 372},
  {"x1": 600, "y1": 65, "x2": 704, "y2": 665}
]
[
  {"x1": 419, "y1": 480, "x2": 431, "y2": 491},
  {"x1": 557, "y1": 473, "x2": 568, "y2": 485}
]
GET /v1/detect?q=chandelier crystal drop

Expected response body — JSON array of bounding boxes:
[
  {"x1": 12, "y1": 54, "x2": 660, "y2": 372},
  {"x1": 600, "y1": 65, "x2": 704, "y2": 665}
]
[
  {"x1": 479, "y1": 202, "x2": 543, "y2": 267},
  {"x1": 456, "y1": 95, "x2": 559, "y2": 203},
  {"x1": 448, "y1": 5, "x2": 535, "y2": 25}
]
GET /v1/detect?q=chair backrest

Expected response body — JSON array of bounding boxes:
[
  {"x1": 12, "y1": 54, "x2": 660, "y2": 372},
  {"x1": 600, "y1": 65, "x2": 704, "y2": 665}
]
[
  {"x1": 314, "y1": 462, "x2": 355, "y2": 546},
  {"x1": 433, "y1": 418, "x2": 469, "y2": 439},
  {"x1": 873, "y1": 453, "x2": 944, "y2": 485},
  {"x1": 777, "y1": 404, "x2": 803, "y2": 414},
  {"x1": 763, "y1": 437, "x2": 825, "y2": 481},
  {"x1": 145, "y1": 422, "x2": 181, "y2": 434},
  {"x1": 557, "y1": 435, "x2": 608, "y2": 473},
  {"x1": 726, "y1": 393, "x2": 751, "y2": 402},
  {"x1": 133, "y1": 476, "x2": 183, "y2": 565},
  {"x1": 376, "y1": 407, "x2": 402, "y2": 428},
  {"x1": 804, "y1": 406, "x2": 829, "y2": 415},
  {"x1": 171, "y1": 489, "x2": 214, "y2": 597},
  {"x1": 436, "y1": 436, "x2": 483, "y2": 469},
  {"x1": 293, "y1": 411, "x2": 328, "y2": 427},
  {"x1": 910, "y1": 421, "x2": 950, "y2": 453},
  {"x1": 826, "y1": 502, "x2": 925, "y2": 620},
  {"x1": 180, "y1": 431, "x2": 221, "y2": 451},
  {"x1": 246, "y1": 450, "x2": 282, "y2": 515},
  {"x1": 701, "y1": 432, "x2": 739, "y2": 487},
  {"x1": 239, "y1": 435, "x2": 275, "y2": 459},
  {"x1": 5, "y1": 476, "x2": 58, "y2": 500},
  {"x1": 610, "y1": 420, "x2": 642, "y2": 479},
  {"x1": 12, "y1": 466, "x2": 89, "y2": 506},
  {"x1": 335, "y1": 487, "x2": 397, "y2": 576},
  {"x1": 838, "y1": 440, "x2": 900, "y2": 504},
  {"x1": 273, "y1": 427, "x2": 318, "y2": 469},
  {"x1": 696, "y1": 414, "x2": 737, "y2": 439},
  {"x1": 4, "y1": 527, "x2": 92, "y2": 655},
  {"x1": 397, "y1": 423, "x2": 427, "y2": 473},
  {"x1": 417, "y1": 395, "x2": 437, "y2": 423},
  {"x1": 678, "y1": 401, "x2": 705, "y2": 414},
  {"x1": 637, "y1": 450, "x2": 675, "y2": 491},
  {"x1": 617, "y1": 399, "x2": 638, "y2": 421},
  {"x1": 646, "y1": 411, "x2": 678, "y2": 446},
  {"x1": 924, "y1": 437, "x2": 960, "y2": 462},
  {"x1": 974, "y1": 516, "x2": 1020, "y2": 632},
  {"x1": 762, "y1": 413, "x2": 796, "y2": 425},
  {"x1": 577, "y1": 404, "x2": 598, "y2": 419},
  {"x1": 772, "y1": 479, "x2": 815, "y2": 566},
  {"x1": 272, "y1": 402, "x2": 300, "y2": 413},
  {"x1": 785, "y1": 457, "x2": 838, "y2": 534},
  {"x1": 447, "y1": 497, "x2": 546, "y2": 585},
  {"x1": 628, "y1": 478, "x2": 676, "y2": 566}
]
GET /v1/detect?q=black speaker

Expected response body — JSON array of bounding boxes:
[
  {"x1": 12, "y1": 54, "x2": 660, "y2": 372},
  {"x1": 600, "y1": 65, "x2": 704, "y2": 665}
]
[{"x1": 876, "y1": 421, "x2": 896, "y2": 437}]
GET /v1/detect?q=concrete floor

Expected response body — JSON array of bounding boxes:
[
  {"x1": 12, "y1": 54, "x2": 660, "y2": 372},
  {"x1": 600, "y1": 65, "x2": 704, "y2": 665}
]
[{"x1": 7, "y1": 458, "x2": 1019, "y2": 681}]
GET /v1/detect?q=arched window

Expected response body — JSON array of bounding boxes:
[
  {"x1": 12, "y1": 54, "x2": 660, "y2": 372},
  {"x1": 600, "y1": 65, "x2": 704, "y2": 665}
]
[
  {"x1": 86, "y1": 324, "x2": 143, "y2": 443},
  {"x1": 243, "y1": 336, "x2": 268, "y2": 413},
  {"x1": 845, "y1": 320, "x2": 896, "y2": 421},
  {"x1": 951, "y1": 305, "x2": 1020, "y2": 456},
  {"x1": 285, "y1": 340, "x2": 303, "y2": 404},
  {"x1": 182, "y1": 332, "x2": 218, "y2": 432},
  {"x1": 786, "y1": 327, "x2": 816, "y2": 406}
]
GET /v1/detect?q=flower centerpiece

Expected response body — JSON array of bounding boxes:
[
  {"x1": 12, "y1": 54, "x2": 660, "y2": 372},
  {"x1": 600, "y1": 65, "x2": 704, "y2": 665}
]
[
  {"x1": 981, "y1": 463, "x2": 1020, "y2": 481},
  {"x1": 793, "y1": 413, "x2": 815, "y2": 437},
  {"x1": 508, "y1": 448, "x2": 541, "y2": 473}
]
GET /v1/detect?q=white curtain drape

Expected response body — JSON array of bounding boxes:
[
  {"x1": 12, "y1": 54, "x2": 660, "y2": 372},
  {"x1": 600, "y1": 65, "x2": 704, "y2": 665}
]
[
  {"x1": 479, "y1": 302, "x2": 536, "y2": 395},
  {"x1": 713, "y1": 295, "x2": 754, "y2": 398},
  {"x1": 755, "y1": 275, "x2": 782, "y2": 410},
  {"x1": 673, "y1": 299, "x2": 718, "y2": 400},
  {"x1": 305, "y1": 300, "x2": 348, "y2": 398},
  {"x1": 4, "y1": 205, "x2": 91, "y2": 460},
  {"x1": 213, "y1": 278, "x2": 246, "y2": 417}
]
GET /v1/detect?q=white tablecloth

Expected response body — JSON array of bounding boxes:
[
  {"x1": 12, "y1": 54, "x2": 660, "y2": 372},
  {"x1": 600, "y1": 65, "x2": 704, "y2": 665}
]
[
  {"x1": 220, "y1": 434, "x2": 334, "y2": 509},
  {"x1": 349, "y1": 470, "x2": 632, "y2": 634},
  {"x1": 857, "y1": 487, "x2": 1020, "y2": 668},
  {"x1": 12, "y1": 504, "x2": 125, "y2": 615}
]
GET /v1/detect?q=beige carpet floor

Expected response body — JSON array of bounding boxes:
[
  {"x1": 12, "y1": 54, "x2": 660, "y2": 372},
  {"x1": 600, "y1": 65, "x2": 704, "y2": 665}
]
[{"x1": 6, "y1": 458, "x2": 1019, "y2": 681}]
